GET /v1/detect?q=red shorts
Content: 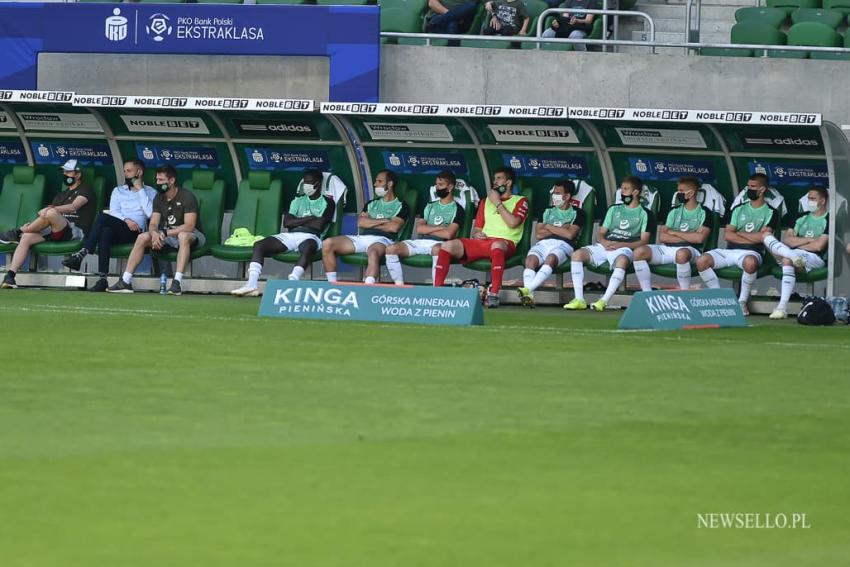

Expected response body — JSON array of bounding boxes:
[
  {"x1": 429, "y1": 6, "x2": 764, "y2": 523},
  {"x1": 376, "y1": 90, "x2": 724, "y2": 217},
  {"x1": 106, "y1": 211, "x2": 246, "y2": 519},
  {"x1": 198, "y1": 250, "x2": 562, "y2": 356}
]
[{"x1": 459, "y1": 238, "x2": 517, "y2": 263}]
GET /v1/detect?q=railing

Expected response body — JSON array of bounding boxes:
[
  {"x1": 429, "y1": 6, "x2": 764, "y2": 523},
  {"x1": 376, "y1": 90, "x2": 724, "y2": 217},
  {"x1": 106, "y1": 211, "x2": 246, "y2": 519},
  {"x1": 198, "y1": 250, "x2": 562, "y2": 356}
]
[
  {"x1": 536, "y1": 7, "x2": 657, "y2": 54},
  {"x1": 685, "y1": 0, "x2": 703, "y2": 55}
]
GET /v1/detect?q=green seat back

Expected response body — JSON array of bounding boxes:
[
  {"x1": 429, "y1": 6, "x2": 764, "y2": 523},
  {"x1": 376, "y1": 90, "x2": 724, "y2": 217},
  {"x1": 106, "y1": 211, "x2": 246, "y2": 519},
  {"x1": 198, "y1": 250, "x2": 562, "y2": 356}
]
[
  {"x1": 184, "y1": 170, "x2": 226, "y2": 246},
  {"x1": 515, "y1": 187, "x2": 536, "y2": 254},
  {"x1": 731, "y1": 20, "x2": 788, "y2": 45},
  {"x1": 576, "y1": 188, "x2": 596, "y2": 248},
  {"x1": 703, "y1": 212, "x2": 722, "y2": 252},
  {"x1": 823, "y1": 0, "x2": 850, "y2": 13},
  {"x1": 0, "y1": 167, "x2": 46, "y2": 232},
  {"x1": 396, "y1": 181, "x2": 420, "y2": 242},
  {"x1": 381, "y1": 0, "x2": 428, "y2": 34},
  {"x1": 80, "y1": 167, "x2": 106, "y2": 212},
  {"x1": 791, "y1": 8, "x2": 844, "y2": 27},
  {"x1": 524, "y1": 0, "x2": 550, "y2": 34},
  {"x1": 767, "y1": 0, "x2": 821, "y2": 14},
  {"x1": 230, "y1": 172, "x2": 283, "y2": 238},
  {"x1": 460, "y1": 38, "x2": 513, "y2": 49},
  {"x1": 811, "y1": 27, "x2": 850, "y2": 57},
  {"x1": 735, "y1": 7, "x2": 788, "y2": 27},
  {"x1": 787, "y1": 20, "x2": 842, "y2": 46}
]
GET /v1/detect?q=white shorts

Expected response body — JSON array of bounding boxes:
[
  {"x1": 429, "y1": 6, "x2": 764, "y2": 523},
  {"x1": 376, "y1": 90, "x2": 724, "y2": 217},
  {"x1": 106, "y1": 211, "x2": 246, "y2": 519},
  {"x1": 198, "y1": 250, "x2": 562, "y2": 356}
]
[
  {"x1": 272, "y1": 232, "x2": 321, "y2": 250},
  {"x1": 791, "y1": 250, "x2": 826, "y2": 272},
  {"x1": 707, "y1": 248, "x2": 763, "y2": 269},
  {"x1": 585, "y1": 243, "x2": 634, "y2": 268},
  {"x1": 345, "y1": 234, "x2": 393, "y2": 253},
  {"x1": 528, "y1": 238, "x2": 575, "y2": 266},
  {"x1": 647, "y1": 244, "x2": 701, "y2": 265},
  {"x1": 403, "y1": 239, "x2": 441, "y2": 256}
]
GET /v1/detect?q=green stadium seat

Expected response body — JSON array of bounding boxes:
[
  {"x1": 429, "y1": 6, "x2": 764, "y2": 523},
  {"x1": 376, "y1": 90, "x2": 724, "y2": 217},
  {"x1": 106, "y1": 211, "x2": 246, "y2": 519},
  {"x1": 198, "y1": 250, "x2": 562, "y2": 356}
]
[
  {"x1": 153, "y1": 171, "x2": 226, "y2": 263},
  {"x1": 459, "y1": 38, "x2": 513, "y2": 48},
  {"x1": 770, "y1": 263, "x2": 828, "y2": 290},
  {"x1": 465, "y1": 188, "x2": 535, "y2": 274},
  {"x1": 701, "y1": 21, "x2": 786, "y2": 57},
  {"x1": 524, "y1": 0, "x2": 551, "y2": 37},
  {"x1": 716, "y1": 211, "x2": 781, "y2": 283},
  {"x1": 823, "y1": 0, "x2": 850, "y2": 14},
  {"x1": 649, "y1": 212, "x2": 721, "y2": 280},
  {"x1": 0, "y1": 167, "x2": 46, "y2": 254},
  {"x1": 380, "y1": 0, "x2": 428, "y2": 43},
  {"x1": 400, "y1": 199, "x2": 473, "y2": 269},
  {"x1": 769, "y1": 21, "x2": 842, "y2": 58},
  {"x1": 791, "y1": 8, "x2": 844, "y2": 27},
  {"x1": 398, "y1": 37, "x2": 450, "y2": 46},
  {"x1": 341, "y1": 183, "x2": 420, "y2": 268},
  {"x1": 735, "y1": 7, "x2": 789, "y2": 27},
  {"x1": 767, "y1": 0, "x2": 822, "y2": 16},
  {"x1": 810, "y1": 27, "x2": 850, "y2": 58},
  {"x1": 210, "y1": 172, "x2": 284, "y2": 262}
]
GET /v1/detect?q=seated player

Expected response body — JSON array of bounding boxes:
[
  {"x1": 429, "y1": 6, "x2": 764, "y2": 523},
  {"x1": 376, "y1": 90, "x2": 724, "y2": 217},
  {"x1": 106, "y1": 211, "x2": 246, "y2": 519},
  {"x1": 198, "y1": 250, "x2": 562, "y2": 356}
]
[
  {"x1": 1, "y1": 160, "x2": 95, "y2": 289},
  {"x1": 765, "y1": 185, "x2": 829, "y2": 319},
  {"x1": 107, "y1": 164, "x2": 205, "y2": 295},
  {"x1": 322, "y1": 170, "x2": 409, "y2": 285},
  {"x1": 434, "y1": 166, "x2": 529, "y2": 308},
  {"x1": 632, "y1": 176, "x2": 712, "y2": 292},
  {"x1": 384, "y1": 170, "x2": 464, "y2": 286},
  {"x1": 518, "y1": 179, "x2": 585, "y2": 307},
  {"x1": 696, "y1": 173, "x2": 777, "y2": 316},
  {"x1": 564, "y1": 175, "x2": 655, "y2": 311},
  {"x1": 231, "y1": 169, "x2": 335, "y2": 297}
]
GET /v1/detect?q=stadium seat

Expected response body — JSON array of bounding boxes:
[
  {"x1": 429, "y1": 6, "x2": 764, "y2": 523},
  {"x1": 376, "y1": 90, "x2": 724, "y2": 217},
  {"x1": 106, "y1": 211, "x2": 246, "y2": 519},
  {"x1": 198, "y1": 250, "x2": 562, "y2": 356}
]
[
  {"x1": 210, "y1": 172, "x2": 283, "y2": 262},
  {"x1": 735, "y1": 7, "x2": 789, "y2": 27},
  {"x1": 153, "y1": 171, "x2": 226, "y2": 264},
  {"x1": 823, "y1": 0, "x2": 850, "y2": 14},
  {"x1": 464, "y1": 187, "x2": 535, "y2": 274},
  {"x1": 701, "y1": 21, "x2": 786, "y2": 57},
  {"x1": 649, "y1": 212, "x2": 721, "y2": 280},
  {"x1": 769, "y1": 21, "x2": 842, "y2": 58},
  {"x1": 790, "y1": 8, "x2": 844, "y2": 27},
  {"x1": 0, "y1": 167, "x2": 46, "y2": 254},
  {"x1": 380, "y1": 0, "x2": 428, "y2": 44},
  {"x1": 400, "y1": 200, "x2": 474, "y2": 269},
  {"x1": 810, "y1": 27, "x2": 850, "y2": 58},
  {"x1": 715, "y1": 212, "x2": 781, "y2": 283},
  {"x1": 459, "y1": 38, "x2": 513, "y2": 48},
  {"x1": 770, "y1": 261, "x2": 827, "y2": 291},
  {"x1": 340, "y1": 182, "x2": 420, "y2": 268},
  {"x1": 524, "y1": 0, "x2": 552, "y2": 37},
  {"x1": 767, "y1": 0, "x2": 822, "y2": 16}
]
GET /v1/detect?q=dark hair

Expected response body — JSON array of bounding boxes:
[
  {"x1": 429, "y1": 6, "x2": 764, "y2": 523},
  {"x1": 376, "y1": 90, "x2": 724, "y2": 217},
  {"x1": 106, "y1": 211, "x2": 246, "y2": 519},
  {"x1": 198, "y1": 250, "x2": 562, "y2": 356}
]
[
  {"x1": 155, "y1": 164, "x2": 177, "y2": 181},
  {"x1": 376, "y1": 169, "x2": 398, "y2": 191},
  {"x1": 553, "y1": 179, "x2": 576, "y2": 197},
  {"x1": 303, "y1": 168, "x2": 323, "y2": 184},
  {"x1": 748, "y1": 173, "x2": 769, "y2": 187},
  {"x1": 124, "y1": 158, "x2": 145, "y2": 171},
  {"x1": 495, "y1": 166, "x2": 516, "y2": 184},
  {"x1": 678, "y1": 176, "x2": 701, "y2": 191},
  {"x1": 809, "y1": 185, "x2": 829, "y2": 201},
  {"x1": 623, "y1": 176, "x2": 643, "y2": 192},
  {"x1": 436, "y1": 170, "x2": 457, "y2": 186}
]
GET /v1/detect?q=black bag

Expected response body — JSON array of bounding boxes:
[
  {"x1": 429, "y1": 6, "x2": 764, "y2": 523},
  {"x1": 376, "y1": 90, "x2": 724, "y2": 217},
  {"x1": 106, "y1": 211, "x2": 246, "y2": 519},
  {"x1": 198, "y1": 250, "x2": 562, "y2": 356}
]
[{"x1": 797, "y1": 298, "x2": 835, "y2": 326}]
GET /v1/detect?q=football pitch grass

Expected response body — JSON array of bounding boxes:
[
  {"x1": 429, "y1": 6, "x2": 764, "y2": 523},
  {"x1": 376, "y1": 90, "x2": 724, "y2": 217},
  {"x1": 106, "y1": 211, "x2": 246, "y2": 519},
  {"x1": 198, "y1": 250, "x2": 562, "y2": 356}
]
[{"x1": 1, "y1": 289, "x2": 848, "y2": 567}]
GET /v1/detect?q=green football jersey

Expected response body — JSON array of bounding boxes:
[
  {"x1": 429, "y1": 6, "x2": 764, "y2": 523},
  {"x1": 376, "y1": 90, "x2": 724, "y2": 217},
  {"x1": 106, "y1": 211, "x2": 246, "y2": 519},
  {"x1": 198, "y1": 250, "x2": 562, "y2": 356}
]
[
  {"x1": 602, "y1": 204, "x2": 655, "y2": 242},
  {"x1": 543, "y1": 206, "x2": 578, "y2": 227},
  {"x1": 422, "y1": 201, "x2": 463, "y2": 242},
  {"x1": 794, "y1": 212, "x2": 829, "y2": 239},
  {"x1": 665, "y1": 205, "x2": 712, "y2": 247},
  {"x1": 728, "y1": 202, "x2": 775, "y2": 252},
  {"x1": 289, "y1": 194, "x2": 328, "y2": 219},
  {"x1": 361, "y1": 197, "x2": 410, "y2": 239}
]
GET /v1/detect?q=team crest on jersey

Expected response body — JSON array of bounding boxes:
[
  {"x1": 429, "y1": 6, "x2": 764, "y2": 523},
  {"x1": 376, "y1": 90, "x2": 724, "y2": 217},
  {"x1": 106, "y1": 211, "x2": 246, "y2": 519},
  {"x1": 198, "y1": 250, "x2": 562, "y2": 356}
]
[
  {"x1": 745, "y1": 222, "x2": 755, "y2": 231},
  {"x1": 553, "y1": 221, "x2": 564, "y2": 227},
  {"x1": 619, "y1": 219, "x2": 630, "y2": 229},
  {"x1": 679, "y1": 222, "x2": 689, "y2": 231},
  {"x1": 376, "y1": 214, "x2": 385, "y2": 219},
  {"x1": 433, "y1": 215, "x2": 444, "y2": 224},
  {"x1": 805, "y1": 230, "x2": 814, "y2": 237}
]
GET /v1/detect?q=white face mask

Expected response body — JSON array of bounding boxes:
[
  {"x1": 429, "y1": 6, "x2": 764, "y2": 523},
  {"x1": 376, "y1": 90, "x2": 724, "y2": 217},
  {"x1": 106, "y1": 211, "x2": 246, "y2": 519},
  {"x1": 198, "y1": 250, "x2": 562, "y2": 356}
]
[
  {"x1": 302, "y1": 183, "x2": 317, "y2": 197},
  {"x1": 807, "y1": 199, "x2": 819, "y2": 212},
  {"x1": 551, "y1": 194, "x2": 565, "y2": 207},
  {"x1": 375, "y1": 186, "x2": 388, "y2": 198}
]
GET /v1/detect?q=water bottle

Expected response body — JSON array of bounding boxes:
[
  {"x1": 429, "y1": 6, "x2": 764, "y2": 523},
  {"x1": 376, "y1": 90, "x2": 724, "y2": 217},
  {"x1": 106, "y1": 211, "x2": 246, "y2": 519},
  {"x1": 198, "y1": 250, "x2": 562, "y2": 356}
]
[{"x1": 159, "y1": 273, "x2": 167, "y2": 295}]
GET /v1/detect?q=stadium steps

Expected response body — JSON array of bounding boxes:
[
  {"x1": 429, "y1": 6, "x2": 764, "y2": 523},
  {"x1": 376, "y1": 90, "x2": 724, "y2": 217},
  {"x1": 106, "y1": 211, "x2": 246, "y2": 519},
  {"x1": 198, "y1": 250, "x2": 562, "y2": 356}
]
[{"x1": 617, "y1": 0, "x2": 740, "y2": 54}]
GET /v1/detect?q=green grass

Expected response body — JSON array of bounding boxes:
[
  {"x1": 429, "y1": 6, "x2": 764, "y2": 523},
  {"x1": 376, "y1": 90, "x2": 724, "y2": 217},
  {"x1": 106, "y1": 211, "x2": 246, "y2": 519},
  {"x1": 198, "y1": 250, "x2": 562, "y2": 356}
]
[{"x1": 0, "y1": 290, "x2": 848, "y2": 566}]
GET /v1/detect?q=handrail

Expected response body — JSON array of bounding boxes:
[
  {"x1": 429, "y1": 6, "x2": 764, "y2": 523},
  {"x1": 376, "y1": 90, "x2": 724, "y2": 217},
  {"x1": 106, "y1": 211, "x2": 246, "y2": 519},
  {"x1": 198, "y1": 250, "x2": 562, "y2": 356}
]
[
  {"x1": 381, "y1": 32, "x2": 850, "y2": 55},
  {"x1": 535, "y1": 7, "x2": 657, "y2": 54}
]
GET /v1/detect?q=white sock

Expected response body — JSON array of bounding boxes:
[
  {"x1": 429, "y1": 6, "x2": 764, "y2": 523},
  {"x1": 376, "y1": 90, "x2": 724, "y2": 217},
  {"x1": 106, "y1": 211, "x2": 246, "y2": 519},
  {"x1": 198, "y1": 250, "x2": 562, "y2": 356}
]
[
  {"x1": 122, "y1": 271, "x2": 133, "y2": 284},
  {"x1": 174, "y1": 271, "x2": 184, "y2": 283},
  {"x1": 676, "y1": 262, "x2": 692, "y2": 290},
  {"x1": 699, "y1": 268, "x2": 720, "y2": 289},
  {"x1": 571, "y1": 261, "x2": 585, "y2": 301},
  {"x1": 522, "y1": 268, "x2": 535, "y2": 289},
  {"x1": 326, "y1": 271, "x2": 337, "y2": 283},
  {"x1": 763, "y1": 234, "x2": 791, "y2": 258},
  {"x1": 528, "y1": 265, "x2": 553, "y2": 292},
  {"x1": 247, "y1": 261, "x2": 262, "y2": 288},
  {"x1": 778, "y1": 265, "x2": 795, "y2": 311},
  {"x1": 364, "y1": 276, "x2": 376, "y2": 284},
  {"x1": 739, "y1": 271, "x2": 757, "y2": 303},
  {"x1": 602, "y1": 267, "x2": 625, "y2": 303},
  {"x1": 633, "y1": 260, "x2": 652, "y2": 292},
  {"x1": 385, "y1": 254, "x2": 404, "y2": 285},
  {"x1": 431, "y1": 256, "x2": 438, "y2": 284},
  {"x1": 289, "y1": 266, "x2": 305, "y2": 281}
]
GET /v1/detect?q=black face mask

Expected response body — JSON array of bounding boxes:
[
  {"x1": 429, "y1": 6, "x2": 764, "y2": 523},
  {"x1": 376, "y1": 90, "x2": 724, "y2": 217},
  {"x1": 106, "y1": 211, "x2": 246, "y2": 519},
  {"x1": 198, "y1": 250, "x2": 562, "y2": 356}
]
[
  {"x1": 676, "y1": 192, "x2": 688, "y2": 204},
  {"x1": 494, "y1": 184, "x2": 508, "y2": 195},
  {"x1": 435, "y1": 188, "x2": 451, "y2": 199},
  {"x1": 125, "y1": 176, "x2": 136, "y2": 186},
  {"x1": 157, "y1": 183, "x2": 170, "y2": 194},
  {"x1": 747, "y1": 188, "x2": 761, "y2": 201},
  {"x1": 622, "y1": 194, "x2": 634, "y2": 205},
  {"x1": 63, "y1": 176, "x2": 76, "y2": 187}
]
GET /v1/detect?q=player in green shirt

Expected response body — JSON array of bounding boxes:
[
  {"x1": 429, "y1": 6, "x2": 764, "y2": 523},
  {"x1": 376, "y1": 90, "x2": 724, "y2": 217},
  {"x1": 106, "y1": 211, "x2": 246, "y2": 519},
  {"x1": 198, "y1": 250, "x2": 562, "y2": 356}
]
[
  {"x1": 564, "y1": 176, "x2": 655, "y2": 311},
  {"x1": 764, "y1": 185, "x2": 829, "y2": 319},
  {"x1": 697, "y1": 173, "x2": 776, "y2": 315}
]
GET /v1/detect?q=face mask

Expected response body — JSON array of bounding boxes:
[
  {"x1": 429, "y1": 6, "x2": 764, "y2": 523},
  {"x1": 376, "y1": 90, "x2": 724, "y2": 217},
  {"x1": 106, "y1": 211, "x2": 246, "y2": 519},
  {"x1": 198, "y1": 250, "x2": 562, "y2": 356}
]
[
  {"x1": 676, "y1": 192, "x2": 688, "y2": 204},
  {"x1": 125, "y1": 176, "x2": 136, "y2": 186},
  {"x1": 622, "y1": 194, "x2": 634, "y2": 205},
  {"x1": 435, "y1": 188, "x2": 451, "y2": 199},
  {"x1": 807, "y1": 199, "x2": 819, "y2": 212},
  {"x1": 157, "y1": 183, "x2": 170, "y2": 194},
  {"x1": 494, "y1": 185, "x2": 508, "y2": 195},
  {"x1": 302, "y1": 183, "x2": 317, "y2": 197},
  {"x1": 746, "y1": 188, "x2": 761, "y2": 201},
  {"x1": 551, "y1": 194, "x2": 565, "y2": 207},
  {"x1": 63, "y1": 176, "x2": 76, "y2": 187},
  {"x1": 375, "y1": 186, "x2": 388, "y2": 198}
]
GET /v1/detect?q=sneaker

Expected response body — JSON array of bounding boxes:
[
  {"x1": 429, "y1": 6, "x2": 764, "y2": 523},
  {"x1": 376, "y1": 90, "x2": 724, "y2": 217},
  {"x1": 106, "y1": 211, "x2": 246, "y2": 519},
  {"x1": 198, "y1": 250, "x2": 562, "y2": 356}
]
[
  {"x1": 0, "y1": 229, "x2": 21, "y2": 244},
  {"x1": 1, "y1": 273, "x2": 17, "y2": 289},
  {"x1": 106, "y1": 279, "x2": 134, "y2": 293},
  {"x1": 485, "y1": 293, "x2": 500, "y2": 309},
  {"x1": 563, "y1": 298, "x2": 587, "y2": 310},
  {"x1": 792, "y1": 255, "x2": 806, "y2": 269},
  {"x1": 739, "y1": 301, "x2": 750, "y2": 316},
  {"x1": 769, "y1": 307, "x2": 787, "y2": 320},
  {"x1": 62, "y1": 252, "x2": 84, "y2": 271},
  {"x1": 167, "y1": 280, "x2": 182, "y2": 296},
  {"x1": 88, "y1": 277, "x2": 108, "y2": 292},
  {"x1": 231, "y1": 285, "x2": 260, "y2": 297},
  {"x1": 517, "y1": 287, "x2": 535, "y2": 308},
  {"x1": 590, "y1": 299, "x2": 608, "y2": 311}
]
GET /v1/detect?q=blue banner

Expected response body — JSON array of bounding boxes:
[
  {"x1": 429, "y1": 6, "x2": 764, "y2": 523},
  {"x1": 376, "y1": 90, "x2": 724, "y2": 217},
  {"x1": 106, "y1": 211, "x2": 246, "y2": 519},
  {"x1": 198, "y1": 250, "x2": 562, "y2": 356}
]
[
  {"x1": 244, "y1": 147, "x2": 330, "y2": 171},
  {"x1": 259, "y1": 280, "x2": 484, "y2": 326},
  {"x1": 619, "y1": 289, "x2": 746, "y2": 330},
  {"x1": 749, "y1": 161, "x2": 828, "y2": 186},
  {"x1": 502, "y1": 153, "x2": 589, "y2": 178},
  {"x1": 136, "y1": 143, "x2": 219, "y2": 168},
  {"x1": 383, "y1": 151, "x2": 469, "y2": 175},
  {"x1": 0, "y1": 3, "x2": 379, "y2": 101},
  {"x1": 31, "y1": 141, "x2": 112, "y2": 165},
  {"x1": 629, "y1": 157, "x2": 716, "y2": 182},
  {"x1": 0, "y1": 141, "x2": 27, "y2": 164}
]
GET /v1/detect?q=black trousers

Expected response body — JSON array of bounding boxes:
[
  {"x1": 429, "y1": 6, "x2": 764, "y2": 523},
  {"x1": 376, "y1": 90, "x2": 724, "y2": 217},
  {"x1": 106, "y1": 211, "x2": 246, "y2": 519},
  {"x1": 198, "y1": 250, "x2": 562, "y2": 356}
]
[{"x1": 82, "y1": 213, "x2": 141, "y2": 275}]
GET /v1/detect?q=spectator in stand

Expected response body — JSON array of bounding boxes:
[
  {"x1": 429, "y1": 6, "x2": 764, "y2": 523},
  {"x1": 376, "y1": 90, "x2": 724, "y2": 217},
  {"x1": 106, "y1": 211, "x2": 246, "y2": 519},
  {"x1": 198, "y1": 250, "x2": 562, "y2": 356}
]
[
  {"x1": 541, "y1": 0, "x2": 600, "y2": 52},
  {"x1": 481, "y1": 0, "x2": 530, "y2": 36},
  {"x1": 424, "y1": 0, "x2": 480, "y2": 35}
]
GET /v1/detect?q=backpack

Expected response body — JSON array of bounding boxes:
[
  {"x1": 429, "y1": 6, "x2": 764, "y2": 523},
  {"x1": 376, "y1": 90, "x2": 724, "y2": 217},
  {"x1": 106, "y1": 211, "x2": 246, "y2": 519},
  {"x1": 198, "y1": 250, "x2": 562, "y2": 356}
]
[{"x1": 797, "y1": 297, "x2": 835, "y2": 326}]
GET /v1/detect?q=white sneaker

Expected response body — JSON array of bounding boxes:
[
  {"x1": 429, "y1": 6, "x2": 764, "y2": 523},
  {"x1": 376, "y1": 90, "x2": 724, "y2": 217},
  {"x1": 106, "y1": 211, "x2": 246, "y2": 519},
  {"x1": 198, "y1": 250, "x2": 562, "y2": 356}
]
[
  {"x1": 769, "y1": 308, "x2": 788, "y2": 320},
  {"x1": 231, "y1": 285, "x2": 260, "y2": 297}
]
